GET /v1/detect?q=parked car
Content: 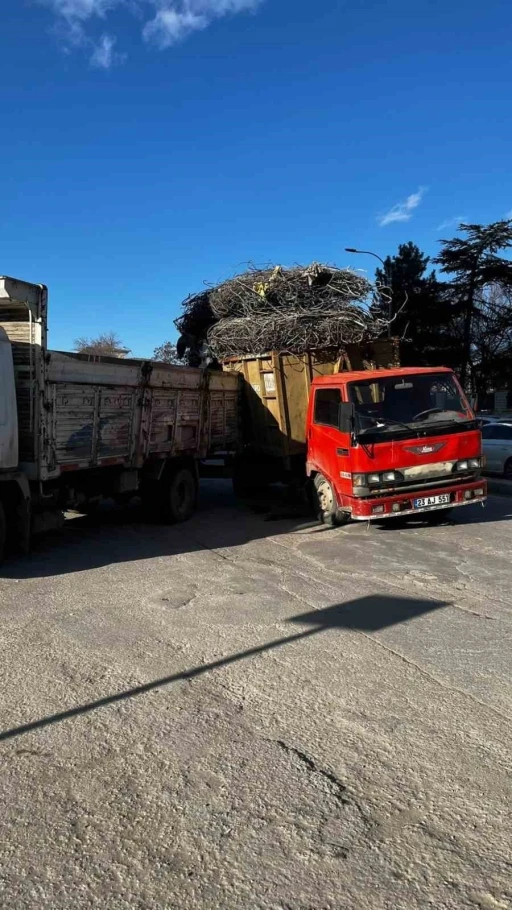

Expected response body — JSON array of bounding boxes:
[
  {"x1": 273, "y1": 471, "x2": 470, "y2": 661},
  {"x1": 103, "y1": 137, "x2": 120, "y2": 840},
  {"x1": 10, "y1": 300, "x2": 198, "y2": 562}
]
[
  {"x1": 477, "y1": 415, "x2": 512, "y2": 426},
  {"x1": 482, "y1": 422, "x2": 512, "y2": 478}
]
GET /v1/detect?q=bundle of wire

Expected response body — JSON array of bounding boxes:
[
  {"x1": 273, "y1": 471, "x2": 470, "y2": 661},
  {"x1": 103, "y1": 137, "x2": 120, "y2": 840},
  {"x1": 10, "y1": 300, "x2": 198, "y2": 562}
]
[{"x1": 174, "y1": 263, "x2": 389, "y2": 360}]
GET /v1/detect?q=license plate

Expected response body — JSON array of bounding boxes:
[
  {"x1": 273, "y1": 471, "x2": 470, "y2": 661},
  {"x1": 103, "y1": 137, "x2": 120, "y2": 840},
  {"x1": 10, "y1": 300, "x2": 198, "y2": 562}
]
[{"x1": 414, "y1": 494, "x2": 450, "y2": 509}]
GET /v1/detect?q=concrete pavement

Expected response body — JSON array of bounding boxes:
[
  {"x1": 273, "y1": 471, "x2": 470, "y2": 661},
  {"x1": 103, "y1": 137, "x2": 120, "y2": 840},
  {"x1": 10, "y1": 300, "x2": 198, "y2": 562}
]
[{"x1": 0, "y1": 483, "x2": 510, "y2": 909}]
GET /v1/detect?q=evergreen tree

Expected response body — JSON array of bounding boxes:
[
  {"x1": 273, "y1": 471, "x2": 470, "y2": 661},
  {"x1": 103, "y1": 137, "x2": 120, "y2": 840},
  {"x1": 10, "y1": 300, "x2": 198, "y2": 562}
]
[
  {"x1": 374, "y1": 242, "x2": 451, "y2": 366},
  {"x1": 434, "y1": 220, "x2": 512, "y2": 388}
]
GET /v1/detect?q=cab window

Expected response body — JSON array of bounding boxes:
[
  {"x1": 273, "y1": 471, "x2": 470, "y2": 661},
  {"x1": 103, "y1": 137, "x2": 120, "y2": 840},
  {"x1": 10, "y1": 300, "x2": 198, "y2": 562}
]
[{"x1": 314, "y1": 388, "x2": 341, "y2": 428}]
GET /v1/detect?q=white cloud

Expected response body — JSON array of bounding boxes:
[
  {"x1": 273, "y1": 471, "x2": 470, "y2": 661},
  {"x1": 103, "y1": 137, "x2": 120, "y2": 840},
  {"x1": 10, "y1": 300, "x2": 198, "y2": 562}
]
[
  {"x1": 41, "y1": 0, "x2": 264, "y2": 62},
  {"x1": 143, "y1": 0, "x2": 262, "y2": 47},
  {"x1": 436, "y1": 215, "x2": 466, "y2": 231},
  {"x1": 90, "y1": 32, "x2": 125, "y2": 67},
  {"x1": 41, "y1": 0, "x2": 122, "y2": 46},
  {"x1": 505, "y1": 209, "x2": 512, "y2": 220},
  {"x1": 378, "y1": 187, "x2": 426, "y2": 227},
  {"x1": 142, "y1": 8, "x2": 209, "y2": 47}
]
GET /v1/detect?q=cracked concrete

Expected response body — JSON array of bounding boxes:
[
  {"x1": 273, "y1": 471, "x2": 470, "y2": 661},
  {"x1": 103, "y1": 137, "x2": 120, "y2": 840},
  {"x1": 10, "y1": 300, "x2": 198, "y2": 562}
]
[
  {"x1": 272, "y1": 739, "x2": 350, "y2": 807},
  {"x1": 0, "y1": 481, "x2": 510, "y2": 909}
]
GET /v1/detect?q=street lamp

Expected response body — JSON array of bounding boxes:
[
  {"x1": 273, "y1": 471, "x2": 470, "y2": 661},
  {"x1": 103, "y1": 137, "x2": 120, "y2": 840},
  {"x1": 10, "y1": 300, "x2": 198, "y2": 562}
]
[{"x1": 345, "y1": 247, "x2": 392, "y2": 336}]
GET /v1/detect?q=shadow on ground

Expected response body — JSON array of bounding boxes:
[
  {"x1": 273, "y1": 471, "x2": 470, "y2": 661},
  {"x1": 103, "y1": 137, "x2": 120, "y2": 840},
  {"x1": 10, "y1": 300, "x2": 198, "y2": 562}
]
[
  {"x1": 373, "y1": 498, "x2": 510, "y2": 531},
  {"x1": 0, "y1": 593, "x2": 449, "y2": 744},
  {"x1": 0, "y1": 480, "x2": 312, "y2": 581}
]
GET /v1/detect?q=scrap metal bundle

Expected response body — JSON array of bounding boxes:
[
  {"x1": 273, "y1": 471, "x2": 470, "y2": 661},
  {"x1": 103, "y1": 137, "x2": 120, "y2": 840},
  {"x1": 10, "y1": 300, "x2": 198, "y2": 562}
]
[
  {"x1": 175, "y1": 263, "x2": 389, "y2": 361},
  {"x1": 208, "y1": 264, "x2": 373, "y2": 318},
  {"x1": 208, "y1": 310, "x2": 383, "y2": 358}
]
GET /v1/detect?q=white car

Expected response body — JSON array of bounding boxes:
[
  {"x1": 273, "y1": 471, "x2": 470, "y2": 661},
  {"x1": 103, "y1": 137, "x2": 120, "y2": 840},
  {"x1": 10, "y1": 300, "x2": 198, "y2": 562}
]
[
  {"x1": 481, "y1": 422, "x2": 512, "y2": 479},
  {"x1": 477, "y1": 415, "x2": 512, "y2": 426}
]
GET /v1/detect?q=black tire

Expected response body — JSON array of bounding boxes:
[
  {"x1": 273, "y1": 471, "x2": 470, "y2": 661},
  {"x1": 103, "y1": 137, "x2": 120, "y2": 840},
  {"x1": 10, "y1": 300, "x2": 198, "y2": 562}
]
[
  {"x1": 161, "y1": 467, "x2": 197, "y2": 524},
  {"x1": 313, "y1": 474, "x2": 350, "y2": 527},
  {"x1": 504, "y1": 458, "x2": 512, "y2": 480},
  {"x1": 0, "y1": 501, "x2": 6, "y2": 564}
]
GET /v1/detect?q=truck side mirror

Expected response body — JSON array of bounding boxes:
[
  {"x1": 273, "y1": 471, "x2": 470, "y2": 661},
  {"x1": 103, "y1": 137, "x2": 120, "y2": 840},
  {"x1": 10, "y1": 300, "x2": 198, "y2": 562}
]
[{"x1": 338, "y1": 401, "x2": 355, "y2": 433}]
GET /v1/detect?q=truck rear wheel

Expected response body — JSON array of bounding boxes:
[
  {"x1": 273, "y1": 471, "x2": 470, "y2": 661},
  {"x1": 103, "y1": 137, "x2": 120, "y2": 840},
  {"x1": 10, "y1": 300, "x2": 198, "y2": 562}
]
[
  {"x1": 161, "y1": 467, "x2": 197, "y2": 524},
  {"x1": 313, "y1": 474, "x2": 350, "y2": 528}
]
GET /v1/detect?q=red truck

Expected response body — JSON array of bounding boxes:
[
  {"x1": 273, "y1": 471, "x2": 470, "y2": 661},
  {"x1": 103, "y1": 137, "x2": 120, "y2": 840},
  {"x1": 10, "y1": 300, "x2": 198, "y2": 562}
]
[
  {"x1": 307, "y1": 366, "x2": 486, "y2": 524},
  {"x1": 224, "y1": 350, "x2": 486, "y2": 524}
]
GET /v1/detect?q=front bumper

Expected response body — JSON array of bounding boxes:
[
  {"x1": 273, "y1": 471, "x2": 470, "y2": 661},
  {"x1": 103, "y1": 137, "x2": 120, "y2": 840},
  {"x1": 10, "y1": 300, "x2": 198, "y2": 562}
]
[{"x1": 347, "y1": 478, "x2": 487, "y2": 521}]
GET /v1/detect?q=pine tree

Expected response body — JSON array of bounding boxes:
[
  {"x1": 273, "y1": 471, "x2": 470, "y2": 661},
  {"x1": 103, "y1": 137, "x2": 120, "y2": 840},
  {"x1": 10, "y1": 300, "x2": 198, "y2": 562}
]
[{"x1": 434, "y1": 220, "x2": 512, "y2": 388}]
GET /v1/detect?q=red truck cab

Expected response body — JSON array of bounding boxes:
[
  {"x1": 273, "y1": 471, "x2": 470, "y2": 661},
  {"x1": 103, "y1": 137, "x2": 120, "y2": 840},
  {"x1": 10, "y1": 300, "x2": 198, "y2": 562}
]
[{"x1": 306, "y1": 367, "x2": 486, "y2": 523}]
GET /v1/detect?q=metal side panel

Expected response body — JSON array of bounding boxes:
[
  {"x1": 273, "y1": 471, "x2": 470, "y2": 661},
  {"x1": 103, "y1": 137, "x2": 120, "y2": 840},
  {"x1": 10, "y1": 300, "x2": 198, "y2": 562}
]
[
  {"x1": 208, "y1": 391, "x2": 239, "y2": 449},
  {"x1": 53, "y1": 385, "x2": 96, "y2": 465},
  {"x1": 52, "y1": 384, "x2": 138, "y2": 468},
  {"x1": 147, "y1": 389, "x2": 178, "y2": 456},
  {"x1": 97, "y1": 388, "x2": 136, "y2": 461},
  {"x1": 207, "y1": 371, "x2": 240, "y2": 392},
  {"x1": 48, "y1": 352, "x2": 142, "y2": 388},
  {"x1": 175, "y1": 391, "x2": 202, "y2": 454},
  {"x1": 147, "y1": 365, "x2": 203, "y2": 390}
]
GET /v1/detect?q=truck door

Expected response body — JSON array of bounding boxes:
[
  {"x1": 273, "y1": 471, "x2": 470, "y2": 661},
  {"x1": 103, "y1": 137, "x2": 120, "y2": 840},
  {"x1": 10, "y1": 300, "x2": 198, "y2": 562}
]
[{"x1": 309, "y1": 386, "x2": 349, "y2": 495}]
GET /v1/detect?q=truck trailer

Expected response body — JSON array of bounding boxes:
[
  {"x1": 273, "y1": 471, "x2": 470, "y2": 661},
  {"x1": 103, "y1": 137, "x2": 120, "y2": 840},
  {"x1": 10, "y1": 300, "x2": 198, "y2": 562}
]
[{"x1": 0, "y1": 276, "x2": 239, "y2": 560}]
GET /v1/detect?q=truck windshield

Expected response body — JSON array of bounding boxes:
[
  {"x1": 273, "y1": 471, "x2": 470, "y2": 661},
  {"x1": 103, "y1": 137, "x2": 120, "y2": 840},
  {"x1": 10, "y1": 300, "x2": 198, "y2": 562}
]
[{"x1": 348, "y1": 372, "x2": 471, "y2": 436}]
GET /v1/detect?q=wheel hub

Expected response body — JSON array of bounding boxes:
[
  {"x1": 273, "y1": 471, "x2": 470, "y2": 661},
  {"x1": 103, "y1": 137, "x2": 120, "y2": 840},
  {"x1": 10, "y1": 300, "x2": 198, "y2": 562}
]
[{"x1": 317, "y1": 480, "x2": 334, "y2": 512}]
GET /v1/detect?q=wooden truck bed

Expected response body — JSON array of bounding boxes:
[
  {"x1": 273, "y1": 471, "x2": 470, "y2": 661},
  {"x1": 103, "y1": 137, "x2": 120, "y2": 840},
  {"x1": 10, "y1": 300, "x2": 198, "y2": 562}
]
[
  {"x1": 0, "y1": 276, "x2": 239, "y2": 481},
  {"x1": 46, "y1": 353, "x2": 239, "y2": 477}
]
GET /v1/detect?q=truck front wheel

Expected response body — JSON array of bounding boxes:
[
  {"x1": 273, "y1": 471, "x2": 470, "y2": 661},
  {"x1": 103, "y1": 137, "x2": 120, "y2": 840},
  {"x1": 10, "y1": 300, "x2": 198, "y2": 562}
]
[{"x1": 313, "y1": 474, "x2": 350, "y2": 528}]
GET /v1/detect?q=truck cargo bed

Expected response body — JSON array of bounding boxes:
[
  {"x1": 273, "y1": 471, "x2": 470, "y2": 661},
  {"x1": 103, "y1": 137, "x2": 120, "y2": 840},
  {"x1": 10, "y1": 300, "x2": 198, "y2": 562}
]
[
  {"x1": 222, "y1": 341, "x2": 399, "y2": 462},
  {"x1": 0, "y1": 277, "x2": 239, "y2": 481},
  {"x1": 47, "y1": 354, "x2": 239, "y2": 474}
]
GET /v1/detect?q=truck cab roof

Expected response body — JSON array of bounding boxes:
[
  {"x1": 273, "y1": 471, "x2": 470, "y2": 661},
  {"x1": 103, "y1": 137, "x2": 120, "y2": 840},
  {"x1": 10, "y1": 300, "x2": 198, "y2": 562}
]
[{"x1": 311, "y1": 366, "x2": 453, "y2": 386}]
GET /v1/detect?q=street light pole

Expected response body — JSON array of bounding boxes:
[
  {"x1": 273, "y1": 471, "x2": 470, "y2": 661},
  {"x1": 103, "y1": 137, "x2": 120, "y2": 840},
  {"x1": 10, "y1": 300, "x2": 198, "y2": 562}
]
[{"x1": 345, "y1": 247, "x2": 392, "y2": 337}]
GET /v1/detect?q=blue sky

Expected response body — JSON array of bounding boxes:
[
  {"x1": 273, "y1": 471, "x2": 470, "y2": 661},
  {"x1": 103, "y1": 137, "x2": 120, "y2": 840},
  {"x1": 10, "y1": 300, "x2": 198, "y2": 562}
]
[{"x1": 1, "y1": 0, "x2": 511, "y2": 355}]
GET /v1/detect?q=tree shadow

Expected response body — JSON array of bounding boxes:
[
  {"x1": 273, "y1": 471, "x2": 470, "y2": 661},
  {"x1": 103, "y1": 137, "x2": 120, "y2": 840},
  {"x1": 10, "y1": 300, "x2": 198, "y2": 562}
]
[{"x1": 0, "y1": 593, "x2": 449, "y2": 744}]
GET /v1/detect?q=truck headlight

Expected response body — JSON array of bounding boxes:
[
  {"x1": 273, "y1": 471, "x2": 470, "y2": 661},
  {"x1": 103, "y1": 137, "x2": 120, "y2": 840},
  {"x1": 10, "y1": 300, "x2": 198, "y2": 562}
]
[
  {"x1": 455, "y1": 457, "x2": 481, "y2": 472},
  {"x1": 352, "y1": 471, "x2": 403, "y2": 488}
]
